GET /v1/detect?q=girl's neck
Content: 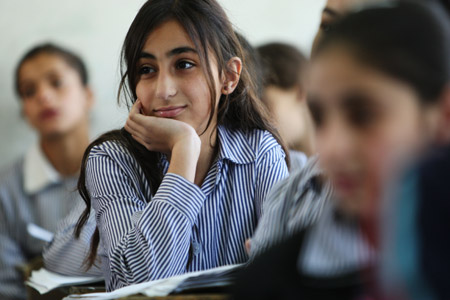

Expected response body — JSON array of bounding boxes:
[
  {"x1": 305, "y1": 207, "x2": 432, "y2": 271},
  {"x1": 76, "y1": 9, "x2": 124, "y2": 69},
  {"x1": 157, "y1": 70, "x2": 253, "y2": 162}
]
[
  {"x1": 40, "y1": 122, "x2": 90, "y2": 177},
  {"x1": 194, "y1": 125, "x2": 218, "y2": 186}
]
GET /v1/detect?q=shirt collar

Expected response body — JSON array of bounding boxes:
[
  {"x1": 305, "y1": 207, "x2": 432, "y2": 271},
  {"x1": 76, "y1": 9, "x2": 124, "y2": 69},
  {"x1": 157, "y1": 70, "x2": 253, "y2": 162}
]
[
  {"x1": 217, "y1": 125, "x2": 256, "y2": 164},
  {"x1": 23, "y1": 143, "x2": 61, "y2": 194}
]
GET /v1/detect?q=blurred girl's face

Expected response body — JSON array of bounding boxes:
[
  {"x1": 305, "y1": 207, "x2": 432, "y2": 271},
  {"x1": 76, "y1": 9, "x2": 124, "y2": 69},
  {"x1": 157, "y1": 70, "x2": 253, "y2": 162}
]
[
  {"x1": 18, "y1": 53, "x2": 92, "y2": 139},
  {"x1": 136, "y1": 20, "x2": 223, "y2": 134},
  {"x1": 308, "y1": 46, "x2": 430, "y2": 217},
  {"x1": 263, "y1": 86, "x2": 308, "y2": 150}
]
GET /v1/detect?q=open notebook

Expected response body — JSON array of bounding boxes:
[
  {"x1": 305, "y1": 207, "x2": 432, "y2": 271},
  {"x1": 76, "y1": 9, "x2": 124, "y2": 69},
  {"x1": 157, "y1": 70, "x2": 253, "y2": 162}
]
[
  {"x1": 62, "y1": 264, "x2": 243, "y2": 299},
  {"x1": 26, "y1": 268, "x2": 103, "y2": 294}
]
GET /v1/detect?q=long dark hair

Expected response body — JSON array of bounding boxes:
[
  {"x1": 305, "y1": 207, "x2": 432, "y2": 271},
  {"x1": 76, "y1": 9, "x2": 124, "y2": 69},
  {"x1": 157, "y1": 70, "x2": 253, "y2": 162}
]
[
  {"x1": 314, "y1": 0, "x2": 450, "y2": 103},
  {"x1": 75, "y1": 0, "x2": 289, "y2": 267}
]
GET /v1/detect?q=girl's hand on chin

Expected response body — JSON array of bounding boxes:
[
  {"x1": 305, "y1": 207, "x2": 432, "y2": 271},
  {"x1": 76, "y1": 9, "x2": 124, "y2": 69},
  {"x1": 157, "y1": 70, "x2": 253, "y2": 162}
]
[{"x1": 125, "y1": 100, "x2": 201, "y2": 156}]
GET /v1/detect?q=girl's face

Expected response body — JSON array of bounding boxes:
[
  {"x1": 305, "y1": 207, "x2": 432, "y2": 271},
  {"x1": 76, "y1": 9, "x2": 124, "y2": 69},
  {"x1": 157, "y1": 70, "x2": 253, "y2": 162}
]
[
  {"x1": 309, "y1": 46, "x2": 430, "y2": 217},
  {"x1": 263, "y1": 86, "x2": 307, "y2": 149},
  {"x1": 18, "y1": 53, "x2": 93, "y2": 139},
  {"x1": 136, "y1": 20, "x2": 223, "y2": 134}
]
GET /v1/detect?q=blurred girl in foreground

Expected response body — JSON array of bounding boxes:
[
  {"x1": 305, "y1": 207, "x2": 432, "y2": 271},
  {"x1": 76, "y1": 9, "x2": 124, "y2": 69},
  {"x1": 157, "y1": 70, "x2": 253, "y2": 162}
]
[{"x1": 238, "y1": 1, "x2": 450, "y2": 299}]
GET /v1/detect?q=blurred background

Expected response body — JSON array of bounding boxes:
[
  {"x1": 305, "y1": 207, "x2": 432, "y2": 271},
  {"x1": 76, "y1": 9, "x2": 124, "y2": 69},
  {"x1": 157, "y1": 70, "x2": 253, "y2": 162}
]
[{"x1": 0, "y1": 0, "x2": 325, "y2": 169}]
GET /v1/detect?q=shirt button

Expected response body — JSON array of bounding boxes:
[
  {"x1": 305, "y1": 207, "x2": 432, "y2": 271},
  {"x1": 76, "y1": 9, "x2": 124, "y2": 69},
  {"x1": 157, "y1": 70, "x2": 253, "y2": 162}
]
[{"x1": 192, "y1": 242, "x2": 201, "y2": 256}]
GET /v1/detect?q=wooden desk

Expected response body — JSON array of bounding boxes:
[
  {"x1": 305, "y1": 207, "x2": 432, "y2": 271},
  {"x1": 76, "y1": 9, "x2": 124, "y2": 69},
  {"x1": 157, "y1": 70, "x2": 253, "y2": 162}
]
[
  {"x1": 115, "y1": 295, "x2": 229, "y2": 300},
  {"x1": 69, "y1": 286, "x2": 230, "y2": 300}
]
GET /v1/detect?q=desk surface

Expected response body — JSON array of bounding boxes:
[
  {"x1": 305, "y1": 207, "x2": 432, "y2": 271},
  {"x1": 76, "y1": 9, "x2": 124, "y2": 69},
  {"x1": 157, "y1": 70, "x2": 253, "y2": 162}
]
[{"x1": 69, "y1": 286, "x2": 230, "y2": 300}]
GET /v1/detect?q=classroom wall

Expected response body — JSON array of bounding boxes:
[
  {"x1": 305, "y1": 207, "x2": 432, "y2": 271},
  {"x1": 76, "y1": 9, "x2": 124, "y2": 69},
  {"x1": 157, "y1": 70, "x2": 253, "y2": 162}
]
[{"x1": 0, "y1": 0, "x2": 325, "y2": 170}]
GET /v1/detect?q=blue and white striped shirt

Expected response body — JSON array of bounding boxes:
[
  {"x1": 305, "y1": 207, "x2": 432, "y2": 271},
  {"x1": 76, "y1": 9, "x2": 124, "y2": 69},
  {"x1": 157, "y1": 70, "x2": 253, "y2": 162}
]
[
  {"x1": 85, "y1": 126, "x2": 288, "y2": 291},
  {"x1": 0, "y1": 144, "x2": 82, "y2": 300}
]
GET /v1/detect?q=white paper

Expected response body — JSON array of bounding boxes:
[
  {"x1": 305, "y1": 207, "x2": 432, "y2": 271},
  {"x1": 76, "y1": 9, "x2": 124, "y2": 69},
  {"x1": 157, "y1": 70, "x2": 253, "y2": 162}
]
[
  {"x1": 27, "y1": 223, "x2": 54, "y2": 243},
  {"x1": 26, "y1": 268, "x2": 103, "y2": 294},
  {"x1": 63, "y1": 264, "x2": 242, "y2": 300}
]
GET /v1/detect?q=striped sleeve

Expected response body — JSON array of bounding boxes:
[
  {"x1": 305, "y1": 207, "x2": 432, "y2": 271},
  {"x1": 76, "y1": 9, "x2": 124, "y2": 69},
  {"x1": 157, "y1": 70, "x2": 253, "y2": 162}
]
[
  {"x1": 42, "y1": 200, "x2": 103, "y2": 276},
  {"x1": 254, "y1": 135, "x2": 289, "y2": 220},
  {"x1": 250, "y1": 157, "x2": 329, "y2": 258},
  {"x1": 86, "y1": 144, "x2": 206, "y2": 289}
]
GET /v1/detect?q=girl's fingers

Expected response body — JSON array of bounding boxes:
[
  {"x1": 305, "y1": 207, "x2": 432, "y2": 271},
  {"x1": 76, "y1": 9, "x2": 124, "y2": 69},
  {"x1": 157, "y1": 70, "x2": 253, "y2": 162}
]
[
  {"x1": 125, "y1": 117, "x2": 141, "y2": 136},
  {"x1": 127, "y1": 122, "x2": 149, "y2": 143},
  {"x1": 131, "y1": 134, "x2": 151, "y2": 150},
  {"x1": 129, "y1": 110, "x2": 151, "y2": 126},
  {"x1": 130, "y1": 99, "x2": 142, "y2": 115}
]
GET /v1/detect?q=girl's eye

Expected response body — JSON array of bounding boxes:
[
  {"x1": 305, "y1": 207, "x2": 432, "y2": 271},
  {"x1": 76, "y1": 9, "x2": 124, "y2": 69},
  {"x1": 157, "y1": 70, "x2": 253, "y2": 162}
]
[
  {"x1": 347, "y1": 106, "x2": 378, "y2": 129},
  {"x1": 307, "y1": 98, "x2": 325, "y2": 128},
  {"x1": 22, "y1": 87, "x2": 36, "y2": 99},
  {"x1": 343, "y1": 95, "x2": 380, "y2": 129},
  {"x1": 320, "y1": 22, "x2": 333, "y2": 33},
  {"x1": 51, "y1": 78, "x2": 62, "y2": 88},
  {"x1": 176, "y1": 61, "x2": 194, "y2": 70},
  {"x1": 139, "y1": 66, "x2": 156, "y2": 75}
]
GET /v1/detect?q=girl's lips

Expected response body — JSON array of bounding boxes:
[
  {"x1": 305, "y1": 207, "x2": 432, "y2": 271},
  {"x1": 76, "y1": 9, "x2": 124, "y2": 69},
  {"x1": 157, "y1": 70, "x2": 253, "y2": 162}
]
[
  {"x1": 333, "y1": 173, "x2": 360, "y2": 196},
  {"x1": 39, "y1": 108, "x2": 59, "y2": 120},
  {"x1": 153, "y1": 105, "x2": 187, "y2": 118}
]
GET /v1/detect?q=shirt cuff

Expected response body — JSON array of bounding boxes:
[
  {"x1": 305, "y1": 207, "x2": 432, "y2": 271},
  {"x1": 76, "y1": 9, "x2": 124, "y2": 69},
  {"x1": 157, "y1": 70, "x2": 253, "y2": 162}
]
[{"x1": 152, "y1": 173, "x2": 206, "y2": 224}]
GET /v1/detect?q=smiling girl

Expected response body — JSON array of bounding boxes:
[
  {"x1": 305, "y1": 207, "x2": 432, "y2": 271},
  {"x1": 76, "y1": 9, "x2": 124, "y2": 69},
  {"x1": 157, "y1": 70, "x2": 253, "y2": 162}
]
[{"x1": 75, "y1": 0, "x2": 289, "y2": 291}]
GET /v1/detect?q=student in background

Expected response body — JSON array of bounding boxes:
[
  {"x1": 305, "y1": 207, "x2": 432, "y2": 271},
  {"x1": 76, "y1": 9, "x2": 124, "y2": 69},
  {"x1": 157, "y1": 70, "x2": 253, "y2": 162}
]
[
  {"x1": 235, "y1": 32, "x2": 264, "y2": 99},
  {"x1": 236, "y1": 1, "x2": 450, "y2": 299},
  {"x1": 0, "y1": 43, "x2": 100, "y2": 300},
  {"x1": 257, "y1": 43, "x2": 314, "y2": 168},
  {"x1": 244, "y1": 0, "x2": 381, "y2": 256},
  {"x1": 74, "y1": 0, "x2": 289, "y2": 291}
]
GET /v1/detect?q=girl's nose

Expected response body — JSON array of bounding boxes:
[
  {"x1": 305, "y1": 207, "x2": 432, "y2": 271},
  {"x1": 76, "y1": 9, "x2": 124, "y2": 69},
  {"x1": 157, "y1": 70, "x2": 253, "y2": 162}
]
[
  {"x1": 319, "y1": 116, "x2": 355, "y2": 163},
  {"x1": 35, "y1": 84, "x2": 54, "y2": 104},
  {"x1": 155, "y1": 71, "x2": 177, "y2": 100}
]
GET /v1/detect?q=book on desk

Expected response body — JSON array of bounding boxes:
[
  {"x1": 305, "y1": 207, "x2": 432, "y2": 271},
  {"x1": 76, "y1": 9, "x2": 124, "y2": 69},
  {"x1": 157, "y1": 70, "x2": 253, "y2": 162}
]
[{"x1": 26, "y1": 264, "x2": 243, "y2": 299}]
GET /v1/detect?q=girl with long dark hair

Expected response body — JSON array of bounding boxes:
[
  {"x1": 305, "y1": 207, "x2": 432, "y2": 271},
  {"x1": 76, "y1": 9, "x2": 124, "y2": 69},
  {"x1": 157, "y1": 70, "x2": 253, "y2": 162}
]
[{"x1": 75, "y1": 0, "x2": 289, "y2": 291}]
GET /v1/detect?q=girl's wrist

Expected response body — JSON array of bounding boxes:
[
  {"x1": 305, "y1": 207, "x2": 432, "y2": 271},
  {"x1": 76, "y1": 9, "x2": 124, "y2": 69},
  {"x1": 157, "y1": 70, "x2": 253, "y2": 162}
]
[{"x1": 168, "y1": 135, "x2": 201, "y2": 183}]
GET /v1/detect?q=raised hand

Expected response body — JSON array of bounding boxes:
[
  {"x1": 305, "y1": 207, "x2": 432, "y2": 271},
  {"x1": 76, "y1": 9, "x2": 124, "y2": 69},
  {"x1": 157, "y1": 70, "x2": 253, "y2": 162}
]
[{"x1": 125, "y1": 100, "x2": 201, "y2": 183}]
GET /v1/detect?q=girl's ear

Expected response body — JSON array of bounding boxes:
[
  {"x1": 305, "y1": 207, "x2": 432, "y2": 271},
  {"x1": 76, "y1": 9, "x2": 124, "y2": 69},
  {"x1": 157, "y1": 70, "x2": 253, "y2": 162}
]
[
  {"x1": 221, "y1": 57, "x2": 242, "y2": 95},
  {"x1": 85, "y1": 86, "x2": 95, "y2": 110},
  {"x1": 436, "y1": 85, "x2": 450, "y2": 144}
]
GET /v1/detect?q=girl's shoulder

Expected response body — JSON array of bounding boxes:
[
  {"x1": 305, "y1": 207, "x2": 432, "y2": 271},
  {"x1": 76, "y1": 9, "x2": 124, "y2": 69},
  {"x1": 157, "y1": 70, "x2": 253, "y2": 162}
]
[
  {"x1": 90, "y1": 139, "x2": 130, "y2": 156},
  {"x1": 0, "y1": 157, "x2": 24, "y2": 196},
  {"x1": 218, "y1": 126, "x2": 284, "y2": 164},
  {"x1": 87, "y1": 139, "x2": 146, "y2": 178},
  {"x1": 272, "y1": 156, "x2": 331, "y2": 227}
]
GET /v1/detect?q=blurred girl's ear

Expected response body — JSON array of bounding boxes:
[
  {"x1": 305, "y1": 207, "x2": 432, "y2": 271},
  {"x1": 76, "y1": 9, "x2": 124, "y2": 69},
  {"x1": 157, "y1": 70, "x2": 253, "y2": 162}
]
[
  {"x1": 436, "y1": 85, "x2": 450, "y2": 144},
  {"x1": 85, "y1": 86, "x2": 95, "y2": 109},
  {"x1": 221, "y1": 57, "x2": 242, "y2": 95}
]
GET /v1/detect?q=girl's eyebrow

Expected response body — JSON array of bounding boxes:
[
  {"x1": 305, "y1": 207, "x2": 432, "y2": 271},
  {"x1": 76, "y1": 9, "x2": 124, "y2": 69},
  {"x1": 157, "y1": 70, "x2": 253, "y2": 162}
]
[
  {"x1": 168, "y1": 46, "x2": 197, "y2": 57},
  {"x1": 323, "y1": 7, "x2": 340, "y2": 18},
  {"x1": 139, "y1": 46, "x2": 197, "y2": 60}
]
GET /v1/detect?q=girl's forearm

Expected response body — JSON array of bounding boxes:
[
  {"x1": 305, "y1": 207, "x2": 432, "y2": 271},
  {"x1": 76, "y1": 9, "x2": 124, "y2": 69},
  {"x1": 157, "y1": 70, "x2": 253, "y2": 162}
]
[{"x1": 167, "y1": 138, "x2": 201, "y2": 183}]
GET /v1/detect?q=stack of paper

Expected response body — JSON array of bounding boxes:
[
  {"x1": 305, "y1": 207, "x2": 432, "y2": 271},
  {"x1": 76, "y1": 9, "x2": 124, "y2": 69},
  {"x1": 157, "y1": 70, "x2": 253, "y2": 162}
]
[
  {"x1": 26, "y1": 268, "x2": 103, "y2": 294},
  {"x1": 63, "y1": 264, "x2": 243, "y2": 300}
]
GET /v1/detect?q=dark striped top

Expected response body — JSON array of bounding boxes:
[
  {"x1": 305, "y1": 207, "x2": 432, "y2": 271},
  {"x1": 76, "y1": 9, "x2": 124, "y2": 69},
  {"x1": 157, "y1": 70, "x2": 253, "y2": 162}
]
[
  {"x1": 85, "y1": 126, "x2": 288, "y2": 291},
  {"x1": 250, "y1": 157, "x2": 376, "y2": 276}
]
